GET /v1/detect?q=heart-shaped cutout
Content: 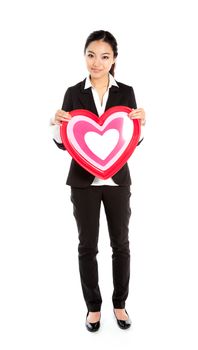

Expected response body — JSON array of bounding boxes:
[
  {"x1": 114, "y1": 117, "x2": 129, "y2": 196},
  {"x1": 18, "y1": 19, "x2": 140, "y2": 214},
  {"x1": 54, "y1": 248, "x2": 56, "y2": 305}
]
[
  {"x1": 60, "y1": 106, "x2": 141, "y2": 179},
  {"x1": 85, "y1": 129, "x2": 119, "y2": 160}
]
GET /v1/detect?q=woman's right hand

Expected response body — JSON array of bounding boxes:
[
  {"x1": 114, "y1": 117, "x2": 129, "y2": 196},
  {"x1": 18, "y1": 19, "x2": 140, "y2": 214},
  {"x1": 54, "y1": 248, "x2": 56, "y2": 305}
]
[{"x1": 51, "y1": 109, "x2": 72, "y2": 125}]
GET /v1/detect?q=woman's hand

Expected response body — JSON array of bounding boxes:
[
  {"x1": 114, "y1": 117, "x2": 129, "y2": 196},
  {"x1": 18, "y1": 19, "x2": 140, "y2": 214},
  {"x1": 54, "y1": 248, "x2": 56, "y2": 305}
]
[
  {"x1": 128, "y1": 108, "x2": 146, "y2": 126},
  {"x1": 50, "y1": 109, "x2": 72, "y2": 125}
]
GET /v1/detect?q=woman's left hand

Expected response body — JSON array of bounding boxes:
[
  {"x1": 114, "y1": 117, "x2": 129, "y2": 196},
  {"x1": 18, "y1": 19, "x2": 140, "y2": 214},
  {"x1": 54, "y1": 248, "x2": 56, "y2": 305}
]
[{"x1": 128, "y1": 108, "x2": 146, "y2": 126}]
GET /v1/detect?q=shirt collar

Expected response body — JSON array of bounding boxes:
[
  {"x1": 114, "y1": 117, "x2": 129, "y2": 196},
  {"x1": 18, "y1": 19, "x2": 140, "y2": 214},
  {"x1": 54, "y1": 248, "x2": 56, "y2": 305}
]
[{"x1": 84, "y1": 73, "x2": 119, "y2": 90}]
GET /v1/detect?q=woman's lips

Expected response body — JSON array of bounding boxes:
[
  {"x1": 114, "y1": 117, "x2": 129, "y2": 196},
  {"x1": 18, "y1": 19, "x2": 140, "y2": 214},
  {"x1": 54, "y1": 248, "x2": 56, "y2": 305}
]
[{"x1": 91, "y1": 68, "x2": 102, "y2": 73}]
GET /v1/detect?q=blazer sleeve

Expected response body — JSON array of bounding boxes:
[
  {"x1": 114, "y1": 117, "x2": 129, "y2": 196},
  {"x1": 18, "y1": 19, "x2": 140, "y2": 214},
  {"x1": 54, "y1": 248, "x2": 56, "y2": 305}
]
[
  {"x1": 62, "y1": 87, "x2": 73, "y2": 112},
  {"x1": 128, "y1": 86, "x2": 137, "y2": 109},
  {"x1": 128, "y1": 86, "x2": 144, "y2": 146},
  {"x1": 52, "y1": 87, "x2": 73, "y2": 151}
]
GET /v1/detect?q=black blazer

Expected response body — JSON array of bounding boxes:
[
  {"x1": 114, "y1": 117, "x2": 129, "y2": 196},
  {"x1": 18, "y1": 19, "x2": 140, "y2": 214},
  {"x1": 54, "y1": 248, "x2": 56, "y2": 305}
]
[{"x1": 53, "y1": 78, "x2": 142, "y2": 187}]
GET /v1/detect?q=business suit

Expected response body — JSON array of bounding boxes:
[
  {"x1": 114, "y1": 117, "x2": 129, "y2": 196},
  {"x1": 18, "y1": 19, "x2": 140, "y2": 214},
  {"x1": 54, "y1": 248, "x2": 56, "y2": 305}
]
[
  {"x1": 53, "y1": 78, "x2": 140, "y2": 312},
  {"x1": 53, "y1": 78, "x2": 140, "y2": 187}
]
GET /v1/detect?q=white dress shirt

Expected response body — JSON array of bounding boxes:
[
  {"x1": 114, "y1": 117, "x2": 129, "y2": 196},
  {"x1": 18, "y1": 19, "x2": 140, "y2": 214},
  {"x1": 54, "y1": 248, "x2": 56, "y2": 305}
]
[
  {"x1": 50, "y1": 73, "x2": 144, "y2": 186},
  {"x1": 84, "y1": 74, "x2": 119, "y2": 186}
]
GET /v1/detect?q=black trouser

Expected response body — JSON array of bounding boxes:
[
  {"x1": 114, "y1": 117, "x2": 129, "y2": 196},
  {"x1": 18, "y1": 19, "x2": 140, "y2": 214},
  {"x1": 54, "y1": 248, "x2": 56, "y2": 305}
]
[{"x1": 70, "y1": 185, "x2": 131, "y2": 312}]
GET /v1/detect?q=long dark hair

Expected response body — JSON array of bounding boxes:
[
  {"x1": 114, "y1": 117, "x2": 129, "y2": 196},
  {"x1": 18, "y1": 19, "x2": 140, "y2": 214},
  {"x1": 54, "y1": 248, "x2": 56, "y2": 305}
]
[{"x1": 84, "y1": 30, "x2": 118, "y2": 77}]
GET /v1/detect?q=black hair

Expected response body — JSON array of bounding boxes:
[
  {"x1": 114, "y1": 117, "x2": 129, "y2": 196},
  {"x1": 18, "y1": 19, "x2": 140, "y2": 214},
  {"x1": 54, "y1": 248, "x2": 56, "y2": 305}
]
[{"x1": 84, "y1": 30, "x2": 118, "y2": 77}]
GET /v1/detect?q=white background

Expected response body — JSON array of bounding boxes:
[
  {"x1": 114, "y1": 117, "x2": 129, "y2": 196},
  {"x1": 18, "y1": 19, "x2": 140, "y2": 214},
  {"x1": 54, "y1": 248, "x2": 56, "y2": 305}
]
[{"x1": 0, "y1": 0, "x2": 198, "y2": 349}]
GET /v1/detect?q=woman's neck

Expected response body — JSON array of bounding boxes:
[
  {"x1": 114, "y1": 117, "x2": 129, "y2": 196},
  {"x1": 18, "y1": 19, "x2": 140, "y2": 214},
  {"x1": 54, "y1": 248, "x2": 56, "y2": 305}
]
[{"x1": 90, "y1": 75, "x2": 109, "y2": 89}]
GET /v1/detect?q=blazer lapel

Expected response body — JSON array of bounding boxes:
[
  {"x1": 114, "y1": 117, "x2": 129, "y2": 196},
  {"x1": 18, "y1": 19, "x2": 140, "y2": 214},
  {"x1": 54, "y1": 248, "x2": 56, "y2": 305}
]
[{"x1": 105, "y1": 85, "x2": 121, "y2": 111}]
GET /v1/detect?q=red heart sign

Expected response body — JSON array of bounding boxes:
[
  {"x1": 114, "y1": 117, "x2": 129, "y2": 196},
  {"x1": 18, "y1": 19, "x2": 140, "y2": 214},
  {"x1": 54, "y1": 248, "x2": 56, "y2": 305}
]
[{"x1": 60, "y1": 106, "x2": 141, "y2": 179}]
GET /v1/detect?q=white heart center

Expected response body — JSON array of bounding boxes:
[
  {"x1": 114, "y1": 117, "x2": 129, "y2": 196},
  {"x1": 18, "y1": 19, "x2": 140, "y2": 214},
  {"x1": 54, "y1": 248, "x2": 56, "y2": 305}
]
[{"x1": 84, "y1": 129, "x2": 119, "y2": 160}]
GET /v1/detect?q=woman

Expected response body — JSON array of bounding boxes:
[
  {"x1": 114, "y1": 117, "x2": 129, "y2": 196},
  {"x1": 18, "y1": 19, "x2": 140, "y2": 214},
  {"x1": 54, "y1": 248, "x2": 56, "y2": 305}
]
[{"x1": 50, "y1": 30, "x2": 146, "y2": 332}]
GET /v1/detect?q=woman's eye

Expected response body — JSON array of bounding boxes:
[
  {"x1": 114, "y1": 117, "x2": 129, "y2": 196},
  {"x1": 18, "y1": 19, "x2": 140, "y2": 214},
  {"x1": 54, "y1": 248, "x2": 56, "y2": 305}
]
[
  {"x1": 102, "y1": 56, "x2": 109, "y2": 60},
  {"x1": 88, "y1": 54, "x2": 94, "y2": 58}
]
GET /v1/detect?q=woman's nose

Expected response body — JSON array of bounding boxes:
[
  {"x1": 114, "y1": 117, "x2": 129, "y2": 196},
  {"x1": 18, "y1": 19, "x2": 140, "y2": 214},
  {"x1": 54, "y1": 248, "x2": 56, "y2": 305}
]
[{"x1": 93, "y1": 58, "x2": 101, "y2": 67}]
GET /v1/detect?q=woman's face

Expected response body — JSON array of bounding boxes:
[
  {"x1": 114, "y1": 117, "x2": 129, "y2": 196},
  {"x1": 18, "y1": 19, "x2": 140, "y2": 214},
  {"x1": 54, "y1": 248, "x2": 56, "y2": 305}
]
[{"x1": 85, "y1": 40, "x2": 115, "y2": 79}]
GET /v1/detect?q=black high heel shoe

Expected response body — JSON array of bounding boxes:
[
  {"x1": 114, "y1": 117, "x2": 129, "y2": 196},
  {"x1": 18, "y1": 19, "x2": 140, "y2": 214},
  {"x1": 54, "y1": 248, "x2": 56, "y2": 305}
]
[
  {"x1": 85, "y1": 311, "x2": 101, "y2": 332},
  {"x1": 113, "y1": 309, "x2": 132, "y2": 330}
]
